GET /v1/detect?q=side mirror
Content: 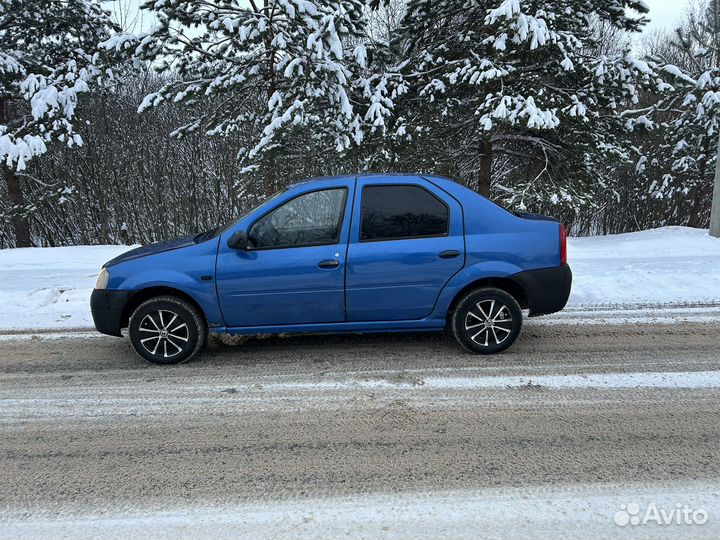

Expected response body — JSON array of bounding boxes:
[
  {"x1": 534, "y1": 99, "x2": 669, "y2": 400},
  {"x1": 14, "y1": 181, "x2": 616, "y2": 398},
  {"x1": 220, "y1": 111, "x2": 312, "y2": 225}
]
[{"x1": 227, "y1": 230, "x2": 249, "y2": 250}]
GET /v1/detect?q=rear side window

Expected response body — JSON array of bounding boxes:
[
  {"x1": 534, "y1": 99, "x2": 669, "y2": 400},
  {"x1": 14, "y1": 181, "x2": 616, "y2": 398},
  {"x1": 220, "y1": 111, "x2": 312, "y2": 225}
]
[{"x1": 360, "y1": 185, "x2": 449, "y2": 241}]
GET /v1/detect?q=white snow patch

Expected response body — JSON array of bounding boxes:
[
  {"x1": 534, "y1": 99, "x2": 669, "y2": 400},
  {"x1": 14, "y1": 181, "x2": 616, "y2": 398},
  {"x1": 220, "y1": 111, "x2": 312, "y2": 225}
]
[
  {"x1": 536, "y1": 305, "x2": 720, "y2": 326},
  {"x1": 567, "y1": 226, "x2": 720, "y2": 307},
  {"x1": 1, "y1": 481, "x2": 717, "y2": 540},
  {"x1": 0, "y1": 245, "x2": 134, "y2": 330},
  {"x1": 0, "y1": 331, "x2": 105, "y2": 341},
  {"x1": 261, "y1": 370, "x2": 720, "y2": 392},
  {"x1": 429, "y1": 370, "x2": 720, "y2": 390}
]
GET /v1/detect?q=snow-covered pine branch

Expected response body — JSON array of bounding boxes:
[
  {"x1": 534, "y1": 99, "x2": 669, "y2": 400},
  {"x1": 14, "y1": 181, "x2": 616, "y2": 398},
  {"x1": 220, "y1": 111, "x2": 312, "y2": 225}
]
[
  {"x1": 1, "y1": 0, "x2": 119, "y2": 246},
  {"x1": 361, "y1": 0, "x2": 675, "y2": 210},
  {"x1": 0, "y1": 0, "x2": 117, "y2": 170},
  {"x1": 103, "y1": 0, "x2": 368, "y2": 195},
  {"x1": 637, "y1": 3, "x2": 720, "y2": 228}
]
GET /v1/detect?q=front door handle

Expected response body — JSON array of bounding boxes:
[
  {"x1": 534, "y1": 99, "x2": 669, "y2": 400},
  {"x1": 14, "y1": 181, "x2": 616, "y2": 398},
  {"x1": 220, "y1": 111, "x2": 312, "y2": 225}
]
[
  {"x1": 318, "y1": 259, "x2": 340, "y2": 269},
  {"x1": 439, "y1": 250, "x2": 461, "y2": 259}
]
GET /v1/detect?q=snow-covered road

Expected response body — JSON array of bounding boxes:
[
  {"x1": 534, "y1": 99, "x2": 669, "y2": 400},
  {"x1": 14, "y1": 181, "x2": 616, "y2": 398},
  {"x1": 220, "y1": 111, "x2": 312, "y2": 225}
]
[
  {"x1": 0, "y1": 322, "x2": 719, "y2": 539},
  {"x1": 3, "y1": 482, "x2": 718, "y2": 540},
  {"x1": 0, "y1": 226, "x2": 719, "y2": 332}
]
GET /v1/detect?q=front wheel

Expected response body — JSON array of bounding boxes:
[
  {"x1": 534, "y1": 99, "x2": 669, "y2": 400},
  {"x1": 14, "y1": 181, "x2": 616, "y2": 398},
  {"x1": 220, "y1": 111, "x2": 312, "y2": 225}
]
[
  {"x1": 128, "y1": 295, "x2": 206, "y2": 364},
  {"x1": 451, "y1": 288, "x2": 523, "y2": 354}
]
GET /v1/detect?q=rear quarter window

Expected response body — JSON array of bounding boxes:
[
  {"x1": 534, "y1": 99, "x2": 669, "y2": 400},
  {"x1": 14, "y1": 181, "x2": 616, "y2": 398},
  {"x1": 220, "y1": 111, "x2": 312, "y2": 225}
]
[{"x1": 360, "y1": 185, "x2": 449, "y2": 241}]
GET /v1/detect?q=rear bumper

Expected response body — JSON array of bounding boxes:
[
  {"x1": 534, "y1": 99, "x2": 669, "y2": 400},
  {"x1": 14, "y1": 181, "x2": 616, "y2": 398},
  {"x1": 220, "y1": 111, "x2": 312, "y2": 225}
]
[
  {"x1": 90, "y1": 290, "x2": 132, "y2": 337},
  {"x1": 510, "y1": 264, "x2": 572, "y2": 316}
]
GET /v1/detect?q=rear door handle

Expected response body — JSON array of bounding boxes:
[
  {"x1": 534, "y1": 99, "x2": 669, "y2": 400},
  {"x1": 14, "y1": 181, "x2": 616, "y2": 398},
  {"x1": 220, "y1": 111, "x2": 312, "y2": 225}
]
[
  {"x1": 318, "y1": 259, "x2": 340, "y2": 269},
  {"x1": 439, "y1": 250, "x2": 461, "y2": 259}
]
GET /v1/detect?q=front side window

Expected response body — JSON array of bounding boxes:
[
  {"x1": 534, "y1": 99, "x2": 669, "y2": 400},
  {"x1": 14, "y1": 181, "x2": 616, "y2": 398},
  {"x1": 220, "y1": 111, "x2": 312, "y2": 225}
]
[
  {"x1": 360, "y1": 185, "x2": 449, "y2": 241},
  {"x1": 248, "y1": 188, "x2": 347, "y2": 249}
]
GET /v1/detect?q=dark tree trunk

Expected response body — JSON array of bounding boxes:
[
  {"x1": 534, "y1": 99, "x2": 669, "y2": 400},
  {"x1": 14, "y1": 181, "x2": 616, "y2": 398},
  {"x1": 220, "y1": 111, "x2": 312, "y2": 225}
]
[
  {"x1": 4, "y1": 167, "x2": 32, "y2": 247},
  {"x1": 478, "y1": 139, "x2": 492, "y2": 198},
  {"x1": 264, "y1": 161, "x2": 276, "y2": 197},
  {"x1": 687, "y1": 190, "x2": 703, "y2": 228},
  {"x1": 689, "y1": 137, "x2": 711, "y2": 228},
  {"x1": 262, "y1": 0, "x2": 277, "y2": 199},
  {"x1": 0, "y1": 98, "x2": 32, "y2": 247}
]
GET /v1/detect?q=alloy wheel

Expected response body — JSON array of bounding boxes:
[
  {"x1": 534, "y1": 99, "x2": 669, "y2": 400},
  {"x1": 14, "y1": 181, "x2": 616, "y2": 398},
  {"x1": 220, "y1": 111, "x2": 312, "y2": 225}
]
[
  {"x1": 138, "y1": 309, "x2": 189, "y2": 358},
  {"x1": 464, "y1": 299, "x2": 513, "y2": 347}
]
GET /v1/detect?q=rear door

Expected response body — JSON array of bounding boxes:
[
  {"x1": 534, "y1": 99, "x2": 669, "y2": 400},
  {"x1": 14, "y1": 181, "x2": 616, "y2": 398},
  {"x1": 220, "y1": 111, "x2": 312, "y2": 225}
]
[{"x1": 345, "y1": 176, "x2": 464, "y2": 321}]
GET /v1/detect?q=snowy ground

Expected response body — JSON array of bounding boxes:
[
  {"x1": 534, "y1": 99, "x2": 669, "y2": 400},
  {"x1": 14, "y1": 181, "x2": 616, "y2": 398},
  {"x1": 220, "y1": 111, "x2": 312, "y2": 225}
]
[
  {"x1": 0, "y1": 245, "x2": 134, "y2": 331},
  {"x1": 3, "y1": 482, "x2": 718, "y2": 540},
  {"x1": 1, "y1": 322, "x2": 719, "y2": 540},
  {"x1": 567, "y1": 226, "x2": 720, "y2": 306},
  {"x1": 0, "y1": 226, "x2": 718, "y2": 332}
]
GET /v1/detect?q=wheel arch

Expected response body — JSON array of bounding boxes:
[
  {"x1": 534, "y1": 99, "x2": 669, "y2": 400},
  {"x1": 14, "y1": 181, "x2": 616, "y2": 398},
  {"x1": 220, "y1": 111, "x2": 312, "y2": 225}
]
[
  {"x1": 120, "y1": 286, "x2": 208, "y2": 331},
  {"x1": 446, "y1": 277, "x2": 529, "y2": 324}
]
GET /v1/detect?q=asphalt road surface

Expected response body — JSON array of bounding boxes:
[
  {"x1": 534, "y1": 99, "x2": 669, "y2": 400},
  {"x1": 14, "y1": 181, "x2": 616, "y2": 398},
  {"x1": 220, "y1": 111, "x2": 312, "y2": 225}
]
[{"x1": 1, "y1": 318, "x2": 719, "y2": 539}]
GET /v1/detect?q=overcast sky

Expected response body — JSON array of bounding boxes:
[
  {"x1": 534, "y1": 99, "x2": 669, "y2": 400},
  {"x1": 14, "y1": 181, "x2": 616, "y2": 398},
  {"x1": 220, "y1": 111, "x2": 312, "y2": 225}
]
[
  {"x1": 643, "y1": 0, "x2": 691, "y2": 32},
  {"x1": 108, "y1": 0, "x2": 693, "y2": 35}
]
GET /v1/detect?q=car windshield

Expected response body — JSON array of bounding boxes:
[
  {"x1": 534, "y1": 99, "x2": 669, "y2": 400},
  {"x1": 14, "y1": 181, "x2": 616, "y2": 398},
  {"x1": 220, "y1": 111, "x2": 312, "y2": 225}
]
[{"x1": 194, "y1": 190, "x2": 286, "y2": 243}]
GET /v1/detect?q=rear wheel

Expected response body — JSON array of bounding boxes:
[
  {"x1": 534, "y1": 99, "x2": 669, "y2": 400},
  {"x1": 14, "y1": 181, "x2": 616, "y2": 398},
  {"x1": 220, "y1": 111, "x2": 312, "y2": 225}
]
[
  {"x1": 128, "y1": 295, "x2": 206, "y2": 364},
  {"x1": 451, "y1": 287, "x2": 522, "y2": 354}
]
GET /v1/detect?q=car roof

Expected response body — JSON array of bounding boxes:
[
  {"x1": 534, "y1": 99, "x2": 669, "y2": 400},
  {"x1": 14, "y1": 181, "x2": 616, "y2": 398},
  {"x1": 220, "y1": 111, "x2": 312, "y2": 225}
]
[{"x1": 287, "y1": 172, "x2": 457, "y2": 189}]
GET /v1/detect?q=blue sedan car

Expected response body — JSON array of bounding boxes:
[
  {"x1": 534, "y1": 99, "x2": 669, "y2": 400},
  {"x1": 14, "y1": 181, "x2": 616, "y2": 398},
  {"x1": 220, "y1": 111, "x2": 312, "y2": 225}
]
[{"x1": 91, "y1": 174, "x2": 571, "y2": 364}]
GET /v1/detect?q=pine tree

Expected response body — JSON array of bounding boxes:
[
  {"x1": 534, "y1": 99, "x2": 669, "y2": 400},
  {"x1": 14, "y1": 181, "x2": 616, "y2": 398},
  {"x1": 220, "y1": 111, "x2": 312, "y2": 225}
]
[
  {"x1": 363, "y1": 0, "x2": 680, "y2": 216},
  {"x1": 104, "y1": 0, "x2": 369, "y2": 196},
  {"x1": 642, "y1": 0, "x2": 720, "y2": 227},
  {"x1": 0, "y1": 0, "x2": 117, "y2": 246}
]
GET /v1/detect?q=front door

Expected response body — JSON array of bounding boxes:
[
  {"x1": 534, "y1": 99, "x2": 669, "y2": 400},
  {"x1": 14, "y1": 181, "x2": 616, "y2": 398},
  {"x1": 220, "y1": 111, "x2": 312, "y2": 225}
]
[
  {"x1": 216, "y1": 183, "x2": 353, "y2": 327},
  {"x1": 346, "y1": 177, "x2": 465, "y2": 321}
]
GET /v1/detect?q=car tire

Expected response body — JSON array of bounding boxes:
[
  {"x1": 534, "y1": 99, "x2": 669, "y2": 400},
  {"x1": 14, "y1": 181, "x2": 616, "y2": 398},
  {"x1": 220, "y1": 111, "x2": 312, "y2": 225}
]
[
  {"x1": 128, "y1": 295, "x2": 206, "y2": 365},
  {"x1": 451, "y1": 287, "x2": 523, "y2": 354}
]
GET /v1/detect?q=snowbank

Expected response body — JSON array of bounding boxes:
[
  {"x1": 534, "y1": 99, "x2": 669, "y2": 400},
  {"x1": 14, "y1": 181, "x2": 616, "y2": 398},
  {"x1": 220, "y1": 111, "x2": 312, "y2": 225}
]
[
  {"x1": 0, "y1": 226, "x2": 718, "y2": 332},
  {"x1": 568, "y1": 226, "x2": 720, "y2": 306},
  {"x1": 0, "y1": 245, "x2": 134, "y2": 331}
]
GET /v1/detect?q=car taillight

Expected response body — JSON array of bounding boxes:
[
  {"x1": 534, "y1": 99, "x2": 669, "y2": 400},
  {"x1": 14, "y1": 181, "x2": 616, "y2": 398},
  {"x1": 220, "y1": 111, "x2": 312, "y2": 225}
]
[{"x1": 559, "y1": 224, "x2": 567, "y2": 265}]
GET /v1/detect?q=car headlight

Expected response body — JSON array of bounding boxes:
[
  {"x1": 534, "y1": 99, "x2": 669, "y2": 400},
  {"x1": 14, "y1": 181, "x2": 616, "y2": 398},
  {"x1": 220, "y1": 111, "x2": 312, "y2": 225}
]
[{"x1": 94, "y1": 268, "x2": 110, "y2": 290}]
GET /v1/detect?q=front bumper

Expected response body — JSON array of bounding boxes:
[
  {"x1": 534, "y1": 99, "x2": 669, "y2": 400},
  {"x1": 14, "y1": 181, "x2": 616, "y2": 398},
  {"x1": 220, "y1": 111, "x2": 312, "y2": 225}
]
[
  {"x1": 90, "y1": 289, "x2": 132, "y2": 337},
  {"x1": 510, "y1": 264, "x2": 572, "y2": 316}
]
